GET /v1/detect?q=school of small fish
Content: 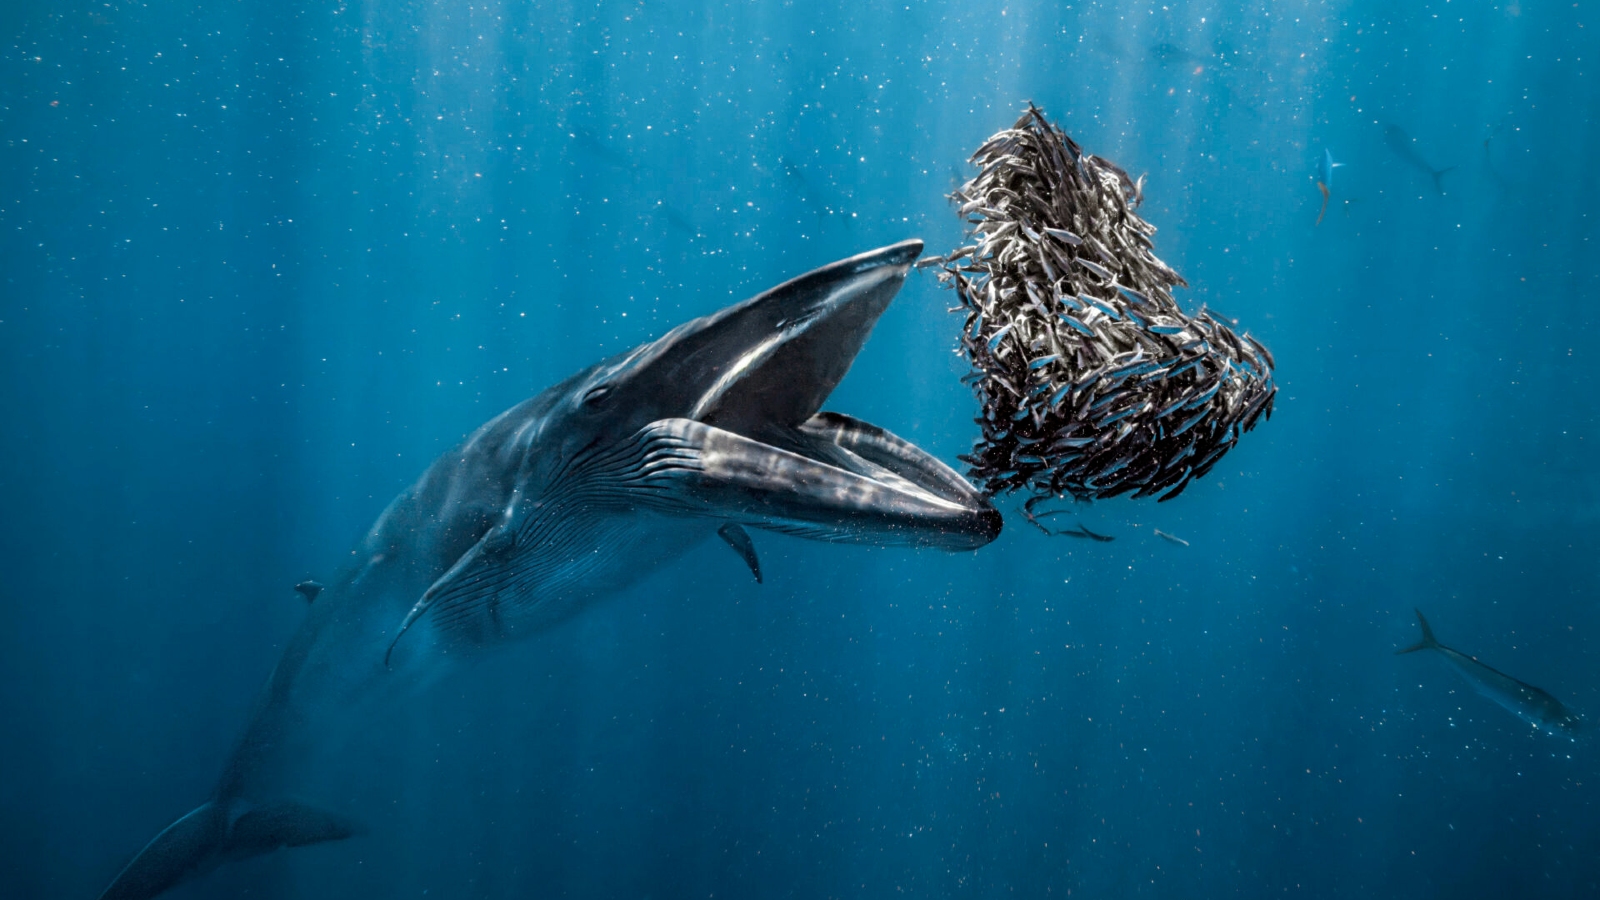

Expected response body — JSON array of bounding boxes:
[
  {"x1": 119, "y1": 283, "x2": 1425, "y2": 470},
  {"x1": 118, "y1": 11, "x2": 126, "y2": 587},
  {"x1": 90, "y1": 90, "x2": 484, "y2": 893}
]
[{"x1": 934, "y1": 105, "x2": 1277, "y2": 506}]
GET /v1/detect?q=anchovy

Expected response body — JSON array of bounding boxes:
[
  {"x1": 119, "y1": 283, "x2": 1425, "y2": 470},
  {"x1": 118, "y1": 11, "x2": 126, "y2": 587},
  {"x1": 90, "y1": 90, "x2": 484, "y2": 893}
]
[
  {"x1": 1059, "y1": 313, "x2": 1096, "y2": 337},
  {"x1": 1087, "y1": 296, "x2": 1122, "y2": 320},
  {"x1": 1182, "y1": 380, "x2": 1222, "y2": 410},
  {"x1": 1046, "y1": 383, "x2": 1075, "y2": 409},
  {"x1": 1108, "y1": 360, "x2": 1163, "y2": 379},
  {"x1": 1077, "y1": 258, "x2": 1112, "y2": 280},
  {"x1": 1152, "y1": 528, "x2": 1189, "y2": 547},
  {"x1": 1155, "y1": 395, "x2": 1190, "y2": 418},
  {"x1": 1059, "y1": 523, "x2": 1116, "y2": 542},
  {"x1": 1189, "y1": 442, "x2": 1229, "y2": 476},
  {"x1": 1084, "y1": 234, "x2": 1115, "y2": 262},
  {"x1": 1170, "y1": 407, "x2": 1210, "y2": 437},
  {"x1": 1088, "y1": 391, "x2": 1125, "y2": 412},
  {"x1": 1097, "y1": 406, "x2": 1139, "y2": 427},
  {"x1": 1245, "y1": 333, "x2": 1276, "y2": 370},
  {"x1": 987, "y1": 322, "x2": 1015, "y2": 352},
  {"x1": 1115, "y1": 284, "x2": 1152, "y2": 306},
  {"x1": 1164, "y1": 353, "x2": 1203, "y2": 377},
  {"x1": 1160, "y1": 441, "x2": 1196, "y2": 470}
]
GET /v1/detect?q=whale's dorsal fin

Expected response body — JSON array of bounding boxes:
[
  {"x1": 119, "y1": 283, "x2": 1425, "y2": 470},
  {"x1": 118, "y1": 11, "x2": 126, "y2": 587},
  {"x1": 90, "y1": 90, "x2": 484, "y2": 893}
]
[
  {"x1": 293, "y1": 581, "x2": 324, "y2": 603},
  {"x1": 717, "y1": 523, "x2": 762, "y2": 583}
]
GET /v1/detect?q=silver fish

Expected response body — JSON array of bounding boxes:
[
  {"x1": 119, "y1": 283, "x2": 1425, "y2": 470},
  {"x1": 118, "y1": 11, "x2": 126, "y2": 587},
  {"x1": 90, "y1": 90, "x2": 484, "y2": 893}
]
[
  {"x1": 1059, "y1": 313, "x2": 1096, "y2": 337},
  {"x1": 987, "y1": 322, "x2": 1015, "y2": 352},
  {"x1": 1077, "y1": 258, "x2": 1112, "y2": 280},
  {"x1": 1398, "y1": 610, "x2": 1582, "y2": 737},
  {"x1": 1152, "y1": 528, "x2": 1189, "y2": 547},
  {"x1": 1086, "y1": 295, "x2": 1121, "y2": 320},
  {"x1": 1115, "y1": 284, "x2": 1152, "y2": 306}
]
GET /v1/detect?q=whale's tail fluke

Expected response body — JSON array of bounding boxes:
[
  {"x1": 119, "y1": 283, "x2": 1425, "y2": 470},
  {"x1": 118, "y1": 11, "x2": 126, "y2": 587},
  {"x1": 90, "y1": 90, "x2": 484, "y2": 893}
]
[
  {"x1": 1396, "y1": 608, "x2": 1440, "y2": 655},
  {"x1": 98, "y1": 802, "x2": 227, "y2": 900},
  {"x1": 99, "y1": 799, "x2": 359, "y2": 900}
]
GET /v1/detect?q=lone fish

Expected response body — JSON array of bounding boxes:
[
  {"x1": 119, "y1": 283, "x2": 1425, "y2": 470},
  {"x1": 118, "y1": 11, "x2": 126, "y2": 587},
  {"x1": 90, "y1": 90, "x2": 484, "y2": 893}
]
[
  {"x1": 1059, "y1": 523, "x2": 1116, "y2": 542},
  {"x1": 1397, "y1": 609, "x2": 1582, "y2": 737},
  {"x1": 1315, "y1": 149, "x2": 1343, "y2": 226},
  {"x1": 1152, "y1": 528, "x2": 1189, "y2": 547}
]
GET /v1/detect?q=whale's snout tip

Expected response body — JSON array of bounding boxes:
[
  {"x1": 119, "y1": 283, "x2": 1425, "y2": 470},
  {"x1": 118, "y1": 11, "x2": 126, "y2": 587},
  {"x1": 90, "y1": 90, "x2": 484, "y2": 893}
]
[{"x1": 845, "y1": 239, "x2": 924, "y2": 274}]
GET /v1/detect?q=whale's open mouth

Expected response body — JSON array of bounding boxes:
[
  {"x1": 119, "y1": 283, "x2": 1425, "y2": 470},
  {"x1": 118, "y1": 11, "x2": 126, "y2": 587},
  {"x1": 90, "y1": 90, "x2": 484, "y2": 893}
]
[
  {"x1": 604, "y1": 240, "x2": 1001, "y2": 550},
  {"x1": 387, "y1": 241, "x2": 1002, "y2": 661}
]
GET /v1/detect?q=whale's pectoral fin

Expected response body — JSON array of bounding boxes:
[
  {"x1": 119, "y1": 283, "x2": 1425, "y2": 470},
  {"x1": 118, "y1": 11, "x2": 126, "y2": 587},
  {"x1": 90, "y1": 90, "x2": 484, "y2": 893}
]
[
  {"x1": 385, "y1": 521, "x2": 517, "y2": 664},
  {"x1": 628, "y1": 418, "x2": 1000, "y2": 551},
  {"x1": 223, "y1": 801, "x2": 361, "y2": 857},
  {"x1": 717, "y1": 523, "x2": 763, "y2": 583},
  {"x1": 98, "y1": 802, "x2": 227, "y2": 900}
]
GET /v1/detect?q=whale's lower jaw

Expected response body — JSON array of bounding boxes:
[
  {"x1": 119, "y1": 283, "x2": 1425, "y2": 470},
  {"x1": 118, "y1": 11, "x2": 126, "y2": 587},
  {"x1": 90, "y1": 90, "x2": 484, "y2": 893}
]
[{"x1": 386, "y1": 411, "x2": 998, "y2": 656}]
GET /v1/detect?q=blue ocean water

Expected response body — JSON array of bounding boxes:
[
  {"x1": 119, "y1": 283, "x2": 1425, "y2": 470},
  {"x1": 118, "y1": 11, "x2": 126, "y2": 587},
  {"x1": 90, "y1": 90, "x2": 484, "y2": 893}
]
[{"x1": 3, "y1": 1, "x2": 1597, "y2": 897}]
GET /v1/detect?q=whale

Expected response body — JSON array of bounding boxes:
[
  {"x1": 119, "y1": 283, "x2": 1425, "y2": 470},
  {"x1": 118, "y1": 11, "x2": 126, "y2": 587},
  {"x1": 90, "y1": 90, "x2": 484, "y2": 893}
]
[{"x1": 97, "y1": 239, "x2": 1002, "y2": 900}]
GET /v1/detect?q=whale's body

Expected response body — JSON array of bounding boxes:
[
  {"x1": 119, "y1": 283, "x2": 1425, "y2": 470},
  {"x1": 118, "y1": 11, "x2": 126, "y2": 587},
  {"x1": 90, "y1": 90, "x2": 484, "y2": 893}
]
[{"x1": 98, "y1": 240, "x2": 1002, "y2": 900}]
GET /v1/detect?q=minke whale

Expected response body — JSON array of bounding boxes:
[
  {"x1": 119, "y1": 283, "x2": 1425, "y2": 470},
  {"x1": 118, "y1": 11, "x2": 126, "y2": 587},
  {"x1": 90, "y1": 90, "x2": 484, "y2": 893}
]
[
  {"x1": 98, "y1": 239, "x2": 1001, "y2": 900},
  {"x1": 1398, "y1": 609, "x2": 1582, "y2": 737}
]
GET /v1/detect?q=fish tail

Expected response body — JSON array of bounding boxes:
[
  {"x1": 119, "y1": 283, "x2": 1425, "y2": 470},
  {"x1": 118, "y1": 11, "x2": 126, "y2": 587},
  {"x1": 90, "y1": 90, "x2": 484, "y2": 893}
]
[
  {"x1": 1430, "y1": 166, "x2": 1455, "y2": 195},
  {"x1": 1395, "y1": 608, "x2": 1439, "y2": 654},
  {"x1": 1315, "y1": 182, "x2": 1329, "y2": 226}
]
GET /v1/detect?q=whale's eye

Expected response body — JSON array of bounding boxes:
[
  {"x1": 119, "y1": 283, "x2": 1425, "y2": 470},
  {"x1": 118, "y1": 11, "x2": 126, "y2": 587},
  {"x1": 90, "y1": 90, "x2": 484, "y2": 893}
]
[{"x1": 581, "y1": 384, "x2": 613, "y2": 409}]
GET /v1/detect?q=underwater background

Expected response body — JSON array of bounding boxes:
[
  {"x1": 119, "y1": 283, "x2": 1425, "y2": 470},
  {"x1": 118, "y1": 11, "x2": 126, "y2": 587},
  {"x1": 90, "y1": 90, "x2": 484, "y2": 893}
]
[{"x1": 3, "y1": 0, "x2": 1597, "y2": 897}]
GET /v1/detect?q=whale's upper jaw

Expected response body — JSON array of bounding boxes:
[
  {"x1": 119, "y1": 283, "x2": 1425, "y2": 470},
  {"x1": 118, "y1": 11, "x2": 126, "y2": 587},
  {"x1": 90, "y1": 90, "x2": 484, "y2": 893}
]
[
  {"x1": 684, "y1": 239, "x2": 926, "y2": 435},
  {"x1": 579, "y1": 239, "x2": 926, "y2": 439}
]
